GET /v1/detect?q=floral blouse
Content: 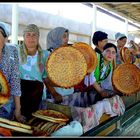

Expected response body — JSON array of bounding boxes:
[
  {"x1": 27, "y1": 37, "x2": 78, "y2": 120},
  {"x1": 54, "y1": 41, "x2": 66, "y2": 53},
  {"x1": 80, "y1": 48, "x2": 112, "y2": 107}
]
[
  {"x1": 0, "y1": 43, "x2": 21, "y2": 114},
  {"x1": 0, "y1": 43, "x2": 21, "y2": 96}
]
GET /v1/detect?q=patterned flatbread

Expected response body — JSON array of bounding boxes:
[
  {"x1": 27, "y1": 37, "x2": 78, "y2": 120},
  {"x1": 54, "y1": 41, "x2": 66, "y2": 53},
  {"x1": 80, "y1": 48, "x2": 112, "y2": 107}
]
[
  {"x1": 0, "y1": 71, "x2": 10, "y2": 106},
  {"x1": 72, "y1": 42, "x2": 98, "y2": 74},
  {"x1": 112, "y1": 63, "x2": 140, "y2": 95},
  {"x1": 120, "y1": 47, "x2": 132, "y2": 63},
  {"x1": 32, "y1": 109, "x2": 69, "y2": 123},
  {"x1": 46, "y1": 46, "x2": 87, "y2": 88}
]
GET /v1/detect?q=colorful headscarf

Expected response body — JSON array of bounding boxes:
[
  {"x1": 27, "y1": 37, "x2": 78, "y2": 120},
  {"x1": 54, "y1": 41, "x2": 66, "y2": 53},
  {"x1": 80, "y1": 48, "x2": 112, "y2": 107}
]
[{"x1": 47, "y1": 27, "x2": 69, "y2": 50}]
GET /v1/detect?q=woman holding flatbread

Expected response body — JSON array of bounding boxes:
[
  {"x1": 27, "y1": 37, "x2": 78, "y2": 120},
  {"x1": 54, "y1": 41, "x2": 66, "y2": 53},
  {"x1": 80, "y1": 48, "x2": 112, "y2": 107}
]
[
  {"x1": 115, "y1": 32, "x2": 127, "y2": 66},
  {"x1": 65, "y1": 43, "x2": 118, "y2": 106},
  {"x1": 129, "y1": 40, "x2": 140, "y2": 68},
  {"x1": 45, "y1": 27, "x2": 74, "y2": 104},
  {"x1": 91, "y1": 43, "x2": 118, "y2": 101},
  {"x1": 0, "y1": 21, "x2": 25, "y2": 123}
]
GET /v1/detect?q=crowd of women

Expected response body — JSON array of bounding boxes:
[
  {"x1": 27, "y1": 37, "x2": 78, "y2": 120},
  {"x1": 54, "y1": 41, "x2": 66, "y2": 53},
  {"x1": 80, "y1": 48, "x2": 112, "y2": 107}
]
[{"x1": 0, "y1": 21, "x2": 139, "y2": 136}]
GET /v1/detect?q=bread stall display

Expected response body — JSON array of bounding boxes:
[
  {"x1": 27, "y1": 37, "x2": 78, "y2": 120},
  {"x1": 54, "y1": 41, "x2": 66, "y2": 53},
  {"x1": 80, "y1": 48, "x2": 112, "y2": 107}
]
[
  {"x1": 0, "y1": 109, "x2": 70, "y2": 136},
  {"x1": 28, "y1": 109, "x2": 70, "y2": 136}
]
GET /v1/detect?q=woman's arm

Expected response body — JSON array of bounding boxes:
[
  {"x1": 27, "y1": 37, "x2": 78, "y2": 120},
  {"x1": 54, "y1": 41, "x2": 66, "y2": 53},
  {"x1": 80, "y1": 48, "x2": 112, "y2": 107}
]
[
  {"x1": 93, "y1": 82, "x2": 110, "y2": 98},
  {"x1": 13, "y1": 96, "x2": 26, "y2": 122},
  {"x1": 10, "y1": 46, "x2": 26, "y2": 122},
  {"x1": 44, "y1": 77, "x2": 63, "y2": 103}
]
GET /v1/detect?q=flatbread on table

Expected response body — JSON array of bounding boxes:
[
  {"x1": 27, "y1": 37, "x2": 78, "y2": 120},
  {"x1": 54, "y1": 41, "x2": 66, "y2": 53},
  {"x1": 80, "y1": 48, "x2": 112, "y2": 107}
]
[
  {"x1": 112, "y1": 63, "x2": 140, "y2": 96},
  {"x1": 72, "y1": 42, "x2": 98, "y2": 74},
  {"x1": 32, "y1": 109, "x2": 69, "y2": 123},
  {"x1": 0, "y1": 117, "x2": 32, "y2": 134},
  {"x1": 0, "y1": 71, "x2": 10, "y2": 106},
  {"x1": 46, "y1": 46, "x2": 87, "y2": 88}
]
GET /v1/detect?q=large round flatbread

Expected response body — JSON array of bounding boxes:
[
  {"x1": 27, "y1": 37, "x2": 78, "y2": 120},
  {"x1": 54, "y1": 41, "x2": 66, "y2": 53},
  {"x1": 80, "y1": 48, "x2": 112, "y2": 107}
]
[
  {"x1": 46, "y1": 46, "x2": 87, "y2": 88},
  {"x1": 32, "y1": 109, "x2": 69, "y2": 123},
  {"x1": 120, "y1": 47, "x2": 132, "y2": 63},
  {"x1": 0, "y1": 71, "x2": 10, "y2": 106},
  {"x1": 72, "y1": 42, "x2": 98, "y2": 74},
  {"x1": 112, "y1": 63, "x2": 140, "y2": 95}
]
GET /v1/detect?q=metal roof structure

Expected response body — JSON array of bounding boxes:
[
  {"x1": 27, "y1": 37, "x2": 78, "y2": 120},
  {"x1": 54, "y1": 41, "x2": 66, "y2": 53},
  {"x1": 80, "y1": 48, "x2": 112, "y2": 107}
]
[{"x1": 94, "y1": 3, "x2": 140, "y2": 36}]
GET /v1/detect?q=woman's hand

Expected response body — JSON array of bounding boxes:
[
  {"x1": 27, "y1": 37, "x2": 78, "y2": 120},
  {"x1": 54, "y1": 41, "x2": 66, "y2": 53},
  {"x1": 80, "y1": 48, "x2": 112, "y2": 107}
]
[
  {"x1": 14, "y1": 109, "x2": 26, "y2": 123},
  {"x1": 54, "y1": 94, "x2": 63, "y2": 104},
  {"x1": 99, "y1": 90, "x2": 110, "y2": 98}
]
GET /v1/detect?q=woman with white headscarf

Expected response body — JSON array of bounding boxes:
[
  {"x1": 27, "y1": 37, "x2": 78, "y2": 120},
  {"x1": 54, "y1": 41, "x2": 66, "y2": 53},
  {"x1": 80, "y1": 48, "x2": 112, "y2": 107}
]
[{"x1": 44, "y1": 27, "x2": 83, "y2": 136}]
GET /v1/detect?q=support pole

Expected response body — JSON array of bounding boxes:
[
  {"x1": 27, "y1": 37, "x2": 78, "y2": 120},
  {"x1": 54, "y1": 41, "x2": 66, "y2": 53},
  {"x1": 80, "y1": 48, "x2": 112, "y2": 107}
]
[
  {"x1": 11, "y1": 4, "x2": 19, "y2": 45},
  {"x1": 91, "y1": 3, "x2": 97, "y2": 48},
  {"x1": 125, "y1": 19, "x2": 128, "y2": 38}
]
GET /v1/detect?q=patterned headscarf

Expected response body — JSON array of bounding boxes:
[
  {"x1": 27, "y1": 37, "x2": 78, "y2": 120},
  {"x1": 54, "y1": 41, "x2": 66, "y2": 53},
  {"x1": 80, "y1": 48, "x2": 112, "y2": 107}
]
[
  {"x1": 47, "y1": 27, "x2": 69, "y2": 50},
  {"x1": 23, "y1": 24, "x2": 40, "y2": 36}
]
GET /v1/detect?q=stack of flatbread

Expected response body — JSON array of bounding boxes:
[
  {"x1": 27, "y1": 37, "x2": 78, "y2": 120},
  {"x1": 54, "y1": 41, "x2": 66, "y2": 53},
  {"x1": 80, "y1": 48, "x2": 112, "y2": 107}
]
[
  {"x1": 29, "y1": 109, "x2": 69, "y2": 136},
  {"x1": 32, "y1": 109, "x2": 69, "y2": 123},
  {"x1": 0, "y1": 117, "x2": 33, "y2": 134},
  {"x1": 28, "y1": 117, "x2": 65, "y2": 136}
]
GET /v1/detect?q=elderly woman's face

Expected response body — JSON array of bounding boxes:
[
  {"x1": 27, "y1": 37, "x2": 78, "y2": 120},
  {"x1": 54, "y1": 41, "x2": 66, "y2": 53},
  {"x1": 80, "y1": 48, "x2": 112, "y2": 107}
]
[
  {"x1": 24, "y1": 31, "x2": 39, "y2": 52},
  {"x1": 102, "y1": 47, "x2": 116, "y2": 62},
  {"x1": 62, "y1": 32, "x2": 69, "y2": 46},
  {"x1": 0, "y1": 29, "x2": 6, "y2": 49}
]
